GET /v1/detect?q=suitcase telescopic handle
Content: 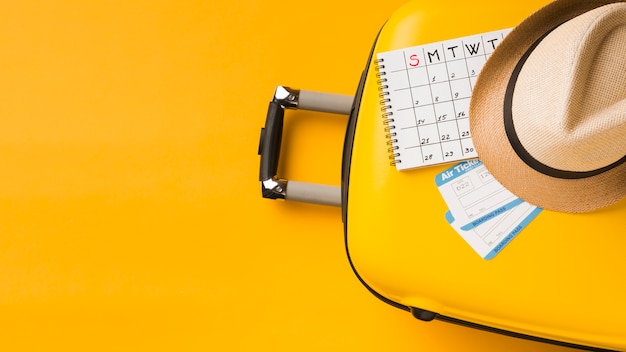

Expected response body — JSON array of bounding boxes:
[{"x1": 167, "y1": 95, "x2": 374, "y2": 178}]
[{"x1": 258, "y1": 86, "x2": 353, "y2": 207}]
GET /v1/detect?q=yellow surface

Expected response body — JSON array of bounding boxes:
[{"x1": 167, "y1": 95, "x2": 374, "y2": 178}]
[{"x1": 0, "y1": 1, "x2": 593, "y2": 351}]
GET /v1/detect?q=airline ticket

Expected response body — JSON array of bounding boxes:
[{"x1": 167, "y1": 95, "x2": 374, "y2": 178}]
[{"x1": 435, "y1": 159, "x2": 542, "y2": 259}]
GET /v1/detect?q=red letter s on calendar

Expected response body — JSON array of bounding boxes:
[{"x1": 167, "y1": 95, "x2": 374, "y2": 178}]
[{"x1": 409, "y1": 54, "x2": 420, "y2": 67}]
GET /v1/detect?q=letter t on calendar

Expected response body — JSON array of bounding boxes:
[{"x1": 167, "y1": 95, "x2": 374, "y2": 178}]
[{"x1": 377, "y1": 28, "x2": 511, "y2": 170}]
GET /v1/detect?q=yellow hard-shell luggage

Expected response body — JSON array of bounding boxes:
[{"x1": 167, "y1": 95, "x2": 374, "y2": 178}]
[{"x1": 259, "y1": 1, "x2": 626, "y2": 350}]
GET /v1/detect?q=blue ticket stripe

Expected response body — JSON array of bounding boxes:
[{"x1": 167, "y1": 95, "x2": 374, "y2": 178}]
[
  {"x1": 435, "y1": 159, "x2": 482, "y2": 186},
  {"x1": 483, "y1": 207, "x2": 543, "y2": 260},
  {"x1": 445, "y1": 210, "x2": 455, "y2": 224},
  {"x1": 460, "y1": 198, "x2": 524, "y2": 231}
]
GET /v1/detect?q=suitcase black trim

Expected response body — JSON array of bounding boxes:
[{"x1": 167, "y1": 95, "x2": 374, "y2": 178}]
[
  {"x1": 437, "y1": 315, "x2": 617, "y2": 352},
  {"x1": 340, "y1": 26, "x2": 620, "y2": 352}
]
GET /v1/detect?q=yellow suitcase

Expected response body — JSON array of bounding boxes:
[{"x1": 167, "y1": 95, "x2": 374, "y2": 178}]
[{"x1": 259, "y1": 1, "x2": 626, "y2": 350}]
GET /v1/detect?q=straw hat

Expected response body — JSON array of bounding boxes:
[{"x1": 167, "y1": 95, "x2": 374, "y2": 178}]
[{"x1": 470, "y1": 0, "x2": 626, "y2": 213}]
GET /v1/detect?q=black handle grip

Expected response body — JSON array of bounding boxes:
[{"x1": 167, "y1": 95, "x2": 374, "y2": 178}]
[{"x1": 258, "y1": 101, "x2": 285, "y2": 193}]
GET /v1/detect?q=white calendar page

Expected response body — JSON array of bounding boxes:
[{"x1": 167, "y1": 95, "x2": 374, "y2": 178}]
[{"x1": 377, "y1": 28, "x2": 511, "y2": 170}]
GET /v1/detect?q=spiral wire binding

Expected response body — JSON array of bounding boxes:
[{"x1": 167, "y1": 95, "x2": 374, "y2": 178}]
[{"x1": 375, "y1": 58, "x2": 400, "y2": 166}]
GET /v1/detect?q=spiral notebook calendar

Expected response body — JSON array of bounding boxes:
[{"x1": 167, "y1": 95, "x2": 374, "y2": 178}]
[{"x1": 377, "y1": 28, "x2": 511, "y2": 170}]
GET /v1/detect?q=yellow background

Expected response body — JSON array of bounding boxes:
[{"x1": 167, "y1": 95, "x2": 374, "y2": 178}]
[{"x1": 0, "y1": 1, "x2": 574, "y2": 351}]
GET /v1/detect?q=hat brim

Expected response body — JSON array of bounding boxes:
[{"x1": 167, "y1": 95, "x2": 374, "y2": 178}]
[{"x1": 469, "y1": 0, "x2": 626, "y2": 213}]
